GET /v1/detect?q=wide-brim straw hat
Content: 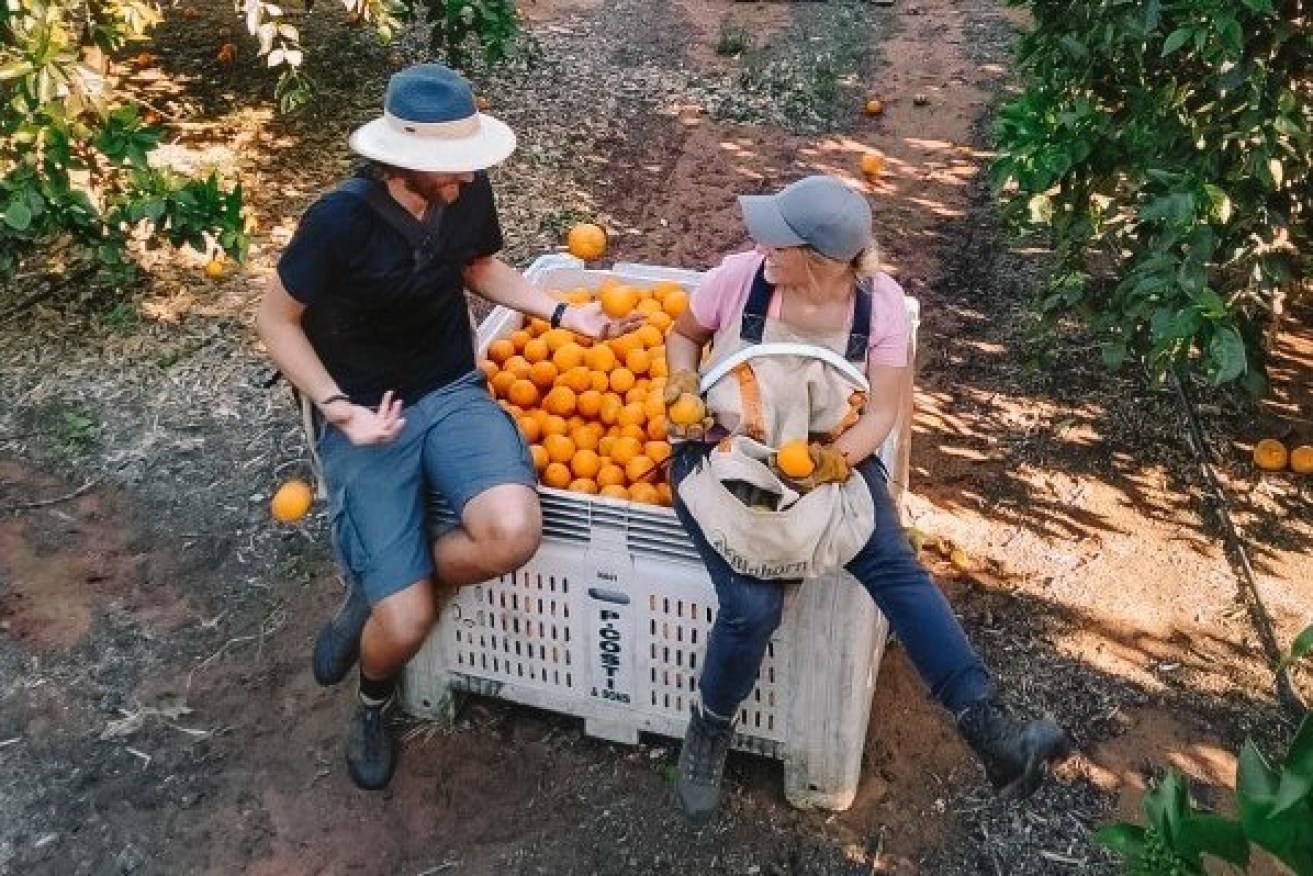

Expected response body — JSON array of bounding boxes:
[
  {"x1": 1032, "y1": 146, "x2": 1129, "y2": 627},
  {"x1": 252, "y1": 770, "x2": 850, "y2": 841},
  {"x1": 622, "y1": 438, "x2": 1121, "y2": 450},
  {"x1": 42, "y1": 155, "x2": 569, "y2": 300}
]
[{"x1": 348, "y1": 64, "x2": 516, "y2": 173}]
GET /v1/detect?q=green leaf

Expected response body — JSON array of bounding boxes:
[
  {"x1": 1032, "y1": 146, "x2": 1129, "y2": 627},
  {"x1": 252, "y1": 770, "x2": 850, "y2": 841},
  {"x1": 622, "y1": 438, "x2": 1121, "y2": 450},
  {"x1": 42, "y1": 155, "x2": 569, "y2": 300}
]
[
  {"x1": 1162, "y1": 28, "x2": 1192, "y2": 55},
  {"x1": 3, "y1": 200, "x2": 33, "y2": 231},
  {"x1": 1178, "y1": 813, "x2": 1249, "y2": 866},
  {"x1": 1094, "y1": 823, "x2": 1147, "y2": 859},
  {"x1": 1238, "y1": 739, "x2": 1279, "y2": 803},
  {"x1": 1271, "y1": 715, "x2": 1313, "y2": 816},
  {"x1": 1240, "y1": 0, "x2": 1274, "y2": 13},
  {"x1": 1208, "y1": 327, "x2": 1247, "y2": 384},
  {"x1": 1282, "y1": 624, "x2": 1313, "y2": 668}
]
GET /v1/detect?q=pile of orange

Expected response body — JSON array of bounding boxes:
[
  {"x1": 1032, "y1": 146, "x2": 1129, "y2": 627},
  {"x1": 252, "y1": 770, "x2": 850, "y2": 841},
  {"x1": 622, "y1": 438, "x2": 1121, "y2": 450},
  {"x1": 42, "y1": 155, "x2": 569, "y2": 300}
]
[{"x1": 480, "y1": 279, "x2": 691, "y2": 505}]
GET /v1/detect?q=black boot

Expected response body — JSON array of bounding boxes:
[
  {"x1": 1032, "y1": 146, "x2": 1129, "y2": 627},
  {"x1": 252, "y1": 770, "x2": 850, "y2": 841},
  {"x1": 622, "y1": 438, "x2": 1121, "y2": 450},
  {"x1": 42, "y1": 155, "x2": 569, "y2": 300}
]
[
  {"x1": 312, "y1": 577, "x2": 371, "y2": 686},
  {"x1": 675, "y1": 705, "x2": 735, "y2": 825},
  {"x1": 956, "y1": 700, "x2": 1072, "y2": 799},
  {"x1": 345, "y1": 697, "x2": 397, "y2": 791}
]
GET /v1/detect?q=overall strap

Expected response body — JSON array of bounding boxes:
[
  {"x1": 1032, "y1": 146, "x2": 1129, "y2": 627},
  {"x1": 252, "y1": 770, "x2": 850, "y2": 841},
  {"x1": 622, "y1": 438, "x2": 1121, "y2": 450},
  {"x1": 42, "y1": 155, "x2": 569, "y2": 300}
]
[
  {"x1": 739, "y1": 262, "x2": 773, "y2": 344},
  {"x1": 334, "y1": 176, "x2": 445, "y2": 270},
  {"x1": 845, "y1": 279, "x2": 872, "y2": 362}
]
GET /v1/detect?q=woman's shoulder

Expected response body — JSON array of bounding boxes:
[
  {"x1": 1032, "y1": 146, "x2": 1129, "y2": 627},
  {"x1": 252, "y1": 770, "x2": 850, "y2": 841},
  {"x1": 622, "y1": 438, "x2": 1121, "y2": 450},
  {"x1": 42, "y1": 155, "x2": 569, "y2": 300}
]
[
  {"x1": 709, "y1": 249, "x2": 764, "y2": 280},
  {"x1": 866, "y1": 271, "x2": 906, "y2": 301}
]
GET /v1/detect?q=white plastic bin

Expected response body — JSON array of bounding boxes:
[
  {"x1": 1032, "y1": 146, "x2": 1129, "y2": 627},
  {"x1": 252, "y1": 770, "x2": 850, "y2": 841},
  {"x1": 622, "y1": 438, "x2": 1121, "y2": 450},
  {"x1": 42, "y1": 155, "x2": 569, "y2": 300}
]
[{"x1": 401, "y1": 254, "x2": 921, "y2": 810}]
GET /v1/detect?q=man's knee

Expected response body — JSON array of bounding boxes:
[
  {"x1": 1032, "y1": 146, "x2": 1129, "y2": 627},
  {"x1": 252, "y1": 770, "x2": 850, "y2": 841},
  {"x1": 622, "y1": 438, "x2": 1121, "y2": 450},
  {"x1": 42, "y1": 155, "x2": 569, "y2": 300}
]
[
  {"x1": 719, "y1": 589, "x2": 784, "y2": 639},
  {"x1": 464, "y1": 488, "x2": 542, "y2": 573}
]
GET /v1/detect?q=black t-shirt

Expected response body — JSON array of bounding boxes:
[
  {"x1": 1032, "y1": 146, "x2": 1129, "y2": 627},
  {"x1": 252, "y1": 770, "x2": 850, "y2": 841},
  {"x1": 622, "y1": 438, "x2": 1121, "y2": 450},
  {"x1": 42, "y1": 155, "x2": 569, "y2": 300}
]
[{"x1": 277, "y1": 171, "x2": 503, "y2": 407}]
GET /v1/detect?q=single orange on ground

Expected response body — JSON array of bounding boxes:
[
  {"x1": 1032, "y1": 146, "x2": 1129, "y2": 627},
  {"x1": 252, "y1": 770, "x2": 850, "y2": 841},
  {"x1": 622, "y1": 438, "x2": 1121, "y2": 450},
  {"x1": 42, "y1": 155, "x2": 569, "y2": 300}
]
[
  {"x1": 860, "y1": 152, "x2": 885, "y2": 178},
  {"x1": 567, "y1": 223, "x2": 608, "y2": 261},
  {"x1": 271, "y1": 479, "x2": 314, "y2": 523},
  {"x1": 599, "y1": 284, "x2": 640, "y2": 319},
  {"x1": 1290, "y1": 444, "x2": 1313, "y2": 474},
  {"x1": 864, "y1": 98, "x2": 885, "y2": 116},
  {"x1": 204, "y1": 258, "x2": 225, "y2": 279},
  {"x1": 1253, "y1": 438, "x2": 1289, "y2": 471},
  {"x1": 776, "y1": 440, "x2": 815, "y2": 479}
]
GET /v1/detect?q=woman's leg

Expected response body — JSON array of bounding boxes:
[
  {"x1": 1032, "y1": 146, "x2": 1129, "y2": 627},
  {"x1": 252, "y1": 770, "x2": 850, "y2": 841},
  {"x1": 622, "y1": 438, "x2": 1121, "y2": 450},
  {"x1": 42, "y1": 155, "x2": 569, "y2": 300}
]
[
  {"x1": 668, "y1": 443, "x2": 788, "y2": 823},
  {"x1": 847, "y1": 458, "x2": 1071, "y2": 798},
  {"x1": 844, "y1": 458, "x2": 993, "y2": 714}
]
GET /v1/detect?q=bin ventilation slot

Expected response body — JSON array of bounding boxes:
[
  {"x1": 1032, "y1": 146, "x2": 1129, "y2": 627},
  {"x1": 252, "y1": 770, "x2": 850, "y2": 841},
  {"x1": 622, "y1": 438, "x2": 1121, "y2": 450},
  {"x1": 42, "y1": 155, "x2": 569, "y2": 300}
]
[{"x1": 449, "y1": 570, "x2": 575, "y2": 690}]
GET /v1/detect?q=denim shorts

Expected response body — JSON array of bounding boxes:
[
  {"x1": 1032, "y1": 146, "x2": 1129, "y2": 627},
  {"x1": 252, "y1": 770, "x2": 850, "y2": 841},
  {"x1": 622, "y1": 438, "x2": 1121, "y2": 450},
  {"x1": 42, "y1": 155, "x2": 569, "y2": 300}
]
[{"x1": 318, "y1": 371, "x2": 537, "y2": 604}]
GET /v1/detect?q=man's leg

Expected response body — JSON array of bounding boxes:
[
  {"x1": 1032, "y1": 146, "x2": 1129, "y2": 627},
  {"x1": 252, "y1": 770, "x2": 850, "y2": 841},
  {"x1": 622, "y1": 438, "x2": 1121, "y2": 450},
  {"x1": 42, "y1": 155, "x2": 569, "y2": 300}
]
[
  {"x1": 431, "y1": 483, "x2": 541, "y2": 585},
  {"x1": 845, "y1": 458, "x2": 1071, "y2": 798}
]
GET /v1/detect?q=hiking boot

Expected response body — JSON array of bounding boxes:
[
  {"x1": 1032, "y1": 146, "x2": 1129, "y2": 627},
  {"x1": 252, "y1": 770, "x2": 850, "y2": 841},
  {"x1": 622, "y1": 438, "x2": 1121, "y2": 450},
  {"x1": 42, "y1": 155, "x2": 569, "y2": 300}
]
[
  {"x1": 312, "y1": 577, "x2": 371, "y2": 686},
  {"x1": 956, "y1": 700, "x2": 1073, "y2": 799},
  {"x1": 345, "y1": 699, "x2": 397, "y2": 791},
  {"x1": 675, "y1": 705, "x2": 735, "y2": 825}
]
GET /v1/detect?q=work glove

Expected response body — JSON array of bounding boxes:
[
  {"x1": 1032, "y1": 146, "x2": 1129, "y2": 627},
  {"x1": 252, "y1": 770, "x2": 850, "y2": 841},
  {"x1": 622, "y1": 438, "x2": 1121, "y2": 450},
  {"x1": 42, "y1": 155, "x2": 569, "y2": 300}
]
[
  {"x1": 787, "y1": 443, "x2": 851, "y2": 492},
  {"x1": 663, "y1": 369, "x2": 714, "y2": 441}
]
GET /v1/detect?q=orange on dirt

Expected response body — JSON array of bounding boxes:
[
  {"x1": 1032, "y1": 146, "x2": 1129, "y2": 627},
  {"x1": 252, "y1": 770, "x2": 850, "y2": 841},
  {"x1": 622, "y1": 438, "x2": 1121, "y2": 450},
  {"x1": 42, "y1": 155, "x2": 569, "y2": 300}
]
[
  {"x1": 860, "y1": 152, "x2": 885, "y2": 178},
  {"x1": 543, "y1": 433, "x2": 576, "y2": 465},
  {"x1": 661, "y1": 288, "x2": 689, "y2": 318},
  {"x1": 522, "y1": 337, "x2": 550, "y2": 363},
  {"x1": 567, "y1": 223, "x2": 608, "y2": 262},
  {"x1": 1290, "y1": 445, "x2": 1313, "y2": 474},
  {"x1": 599, "y1": 284, "x2": 640, "y2": 319},
  {"x1": 217, "y1": 42, "x2": 236, "y2": 64},
  {"x1": 487, "y1": 338, "x2": 516, "y2": 364},
  {"x1": 611, "y1": 436, "x2": 642, "y2": 466},
  {"x1": 668, "y1": 393, "x2": 706, "y2": 426},
  {"x1": 542, "y1": 462, "x2": 572, "y2": 489},
  {"x1": 552, "y1": 342, "x2": 587, "y2": 372},
  {"x1": 570, "y1": 448, "x2": 602, "y2": 479},
  {"x1": 529, "y1": 444, "x2": 549, "y2": 472},
  {"x1": 507, "y1": 379, "x2": 540, "y2": 408},
  {"x1": 576, "y1": 389, "x2": 604, "y2": 418},
  {"x1": 204, "y1": 258, "x2": 226, "y2": 279},
  {"x1": 528, "y1": 360, "x2": 558, "y2": 389},
  {"x1": 568, "y1": 478, "x2": 599, "y2": 495},
  {"x1": 864, "y1": 98, "x2": 885, "y2": 116},
  {"x1": 609, "y1": 367, "x2": 636, "y2": 394},
  {"x1": 599, "y1": 484, "x2": 629, "y2": 500},
  {"x1": 628, "y1": 482, "x2": 660, "y2": 505},
  {"x1": 1253, "y1": 438, "x2": 1289, "y2": 471},
  {"x1": 585, "y1": 344, "x2": 617, "y2": 373},
  {"x1": 776, "y1": 440, "x2": 815, "y2": 478},
  {"x1": 270, "y1": 479, "x2": 314, "y2": 523},
  {"x1": 542, "y1": 385, "x2": 577, "y2": 417}
]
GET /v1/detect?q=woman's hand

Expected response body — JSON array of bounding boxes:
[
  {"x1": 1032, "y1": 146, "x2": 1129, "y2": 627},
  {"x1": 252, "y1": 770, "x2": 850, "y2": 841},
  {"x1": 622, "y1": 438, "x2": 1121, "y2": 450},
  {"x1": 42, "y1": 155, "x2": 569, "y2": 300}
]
[
  {"x1": 663, "y1": 369, "x2": 714, "y2": 441},
  {"x1": 323, "y1": 390, "x2": 406, "y2": 446},
  {"x1": 562, "y1": 302, "x2": 645, "y2": 341}
]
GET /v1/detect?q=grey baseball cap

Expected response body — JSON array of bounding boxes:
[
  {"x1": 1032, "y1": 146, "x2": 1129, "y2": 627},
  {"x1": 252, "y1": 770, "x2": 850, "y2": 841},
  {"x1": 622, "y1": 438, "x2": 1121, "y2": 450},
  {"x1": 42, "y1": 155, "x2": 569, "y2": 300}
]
[{"x1": 738, "y1": 175, "x2": 873, "y2": 263}]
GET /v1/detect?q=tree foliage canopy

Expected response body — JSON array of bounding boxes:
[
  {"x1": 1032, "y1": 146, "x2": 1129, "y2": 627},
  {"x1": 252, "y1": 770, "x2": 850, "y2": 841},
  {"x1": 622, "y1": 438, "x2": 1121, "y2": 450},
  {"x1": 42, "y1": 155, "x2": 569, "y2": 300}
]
[{"x1": 993, "y1": 0, "x2": 1311, "y2": 392}]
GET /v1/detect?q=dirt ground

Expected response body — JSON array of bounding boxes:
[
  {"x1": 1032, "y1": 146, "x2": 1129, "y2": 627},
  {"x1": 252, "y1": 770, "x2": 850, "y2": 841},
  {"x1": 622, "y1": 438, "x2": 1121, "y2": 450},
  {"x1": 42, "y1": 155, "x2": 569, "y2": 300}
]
[{"x1": 1, "y1": 0, "x2": 1311, "y2": 874}]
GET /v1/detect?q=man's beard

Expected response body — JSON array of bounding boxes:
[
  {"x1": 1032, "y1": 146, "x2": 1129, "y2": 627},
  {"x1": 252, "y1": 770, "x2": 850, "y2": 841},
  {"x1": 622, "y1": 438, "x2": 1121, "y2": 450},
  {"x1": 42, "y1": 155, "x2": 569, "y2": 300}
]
[{"x1": 401, "y1": 172, "x2": 460, "y2": 206}]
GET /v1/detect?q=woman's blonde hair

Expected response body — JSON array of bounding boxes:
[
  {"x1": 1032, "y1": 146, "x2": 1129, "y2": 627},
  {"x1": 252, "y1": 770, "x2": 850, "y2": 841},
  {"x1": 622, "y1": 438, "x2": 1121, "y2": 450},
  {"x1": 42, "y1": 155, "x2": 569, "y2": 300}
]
[{"x1": 803, "y1": 240, "x2": 881, "y2": 281}]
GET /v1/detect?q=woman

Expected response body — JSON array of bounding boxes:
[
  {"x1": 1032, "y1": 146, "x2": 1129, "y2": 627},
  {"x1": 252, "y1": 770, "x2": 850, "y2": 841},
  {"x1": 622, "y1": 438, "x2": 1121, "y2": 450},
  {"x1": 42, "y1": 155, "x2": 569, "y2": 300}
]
[{"x1": 663, "y1": 175, "x2": 1071, "y2": 825}]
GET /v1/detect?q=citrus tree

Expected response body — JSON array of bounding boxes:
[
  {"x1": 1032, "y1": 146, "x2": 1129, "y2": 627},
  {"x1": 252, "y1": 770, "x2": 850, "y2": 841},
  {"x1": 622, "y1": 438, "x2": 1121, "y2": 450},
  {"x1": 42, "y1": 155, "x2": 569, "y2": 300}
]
[
  {"x1": 992, "y1": 0, "x2": 1311, "y2": 392},
  {"x1": 1, "y1": 0, "x2": 518, "y2": 309}
]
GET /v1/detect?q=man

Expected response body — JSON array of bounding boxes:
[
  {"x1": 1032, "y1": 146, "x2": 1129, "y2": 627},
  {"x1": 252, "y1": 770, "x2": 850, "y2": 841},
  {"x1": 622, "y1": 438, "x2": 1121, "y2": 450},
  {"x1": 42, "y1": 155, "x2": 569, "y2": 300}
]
[{"x1": 258, "y1": 63, "x2": 637, "y2": 790}]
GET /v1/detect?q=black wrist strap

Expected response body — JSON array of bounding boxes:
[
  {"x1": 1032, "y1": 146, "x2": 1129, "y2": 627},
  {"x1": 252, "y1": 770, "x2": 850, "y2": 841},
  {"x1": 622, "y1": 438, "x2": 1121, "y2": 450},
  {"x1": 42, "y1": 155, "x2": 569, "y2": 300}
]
[
  {"x1": 549, "y1": 302, "x2": 569, "y2": 329},
  {"x1": 320, "y1": 392, "x2": 351, "y2": 407}
]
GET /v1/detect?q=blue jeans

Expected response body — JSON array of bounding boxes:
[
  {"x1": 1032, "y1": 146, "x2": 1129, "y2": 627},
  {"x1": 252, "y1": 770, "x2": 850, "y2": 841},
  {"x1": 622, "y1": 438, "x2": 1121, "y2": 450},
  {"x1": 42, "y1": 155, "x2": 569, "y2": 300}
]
[{"x1": 670, "y1": 443, "x2": 994, "y2": 718}]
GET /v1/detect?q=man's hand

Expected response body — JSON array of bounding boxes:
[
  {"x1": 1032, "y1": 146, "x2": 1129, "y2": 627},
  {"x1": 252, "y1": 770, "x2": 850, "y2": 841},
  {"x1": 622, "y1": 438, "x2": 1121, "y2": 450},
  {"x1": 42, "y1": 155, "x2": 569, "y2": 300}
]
[
  {"x1": 662, "y1": 369, "x2": 714, "y2": 441},
  {"x1": 562, "y1": 302, "x2": 645, "y2": 341},
  {"x1": 787, "y1": 443, "x2": 850, "y2": 491},
  {"x1": 323, "y1": 390, "x2": 406, "y2": 446}
]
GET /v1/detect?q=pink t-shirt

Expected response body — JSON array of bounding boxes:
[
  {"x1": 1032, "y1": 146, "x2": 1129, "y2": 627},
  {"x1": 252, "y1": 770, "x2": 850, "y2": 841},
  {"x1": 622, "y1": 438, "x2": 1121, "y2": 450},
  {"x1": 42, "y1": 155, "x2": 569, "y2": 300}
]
[{"x1": 689, "y1": 250, "x2": 910, "y2": 367}]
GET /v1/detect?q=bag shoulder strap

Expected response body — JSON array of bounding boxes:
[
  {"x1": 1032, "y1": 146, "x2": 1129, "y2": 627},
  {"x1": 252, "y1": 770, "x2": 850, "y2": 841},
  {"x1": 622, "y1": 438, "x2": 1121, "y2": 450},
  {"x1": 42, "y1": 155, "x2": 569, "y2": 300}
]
[
  {"x1": 739, "y1": 260, "x2": 872, "y2": 364},
  {"x1": 333, "y1": 176, "x2": 444, "y2": 268}
]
